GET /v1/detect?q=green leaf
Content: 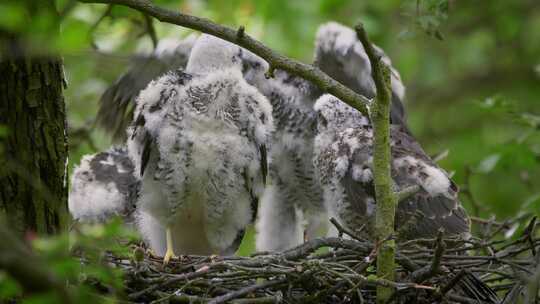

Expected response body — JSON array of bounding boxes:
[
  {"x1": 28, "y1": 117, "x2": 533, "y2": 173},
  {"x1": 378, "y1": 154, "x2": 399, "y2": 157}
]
[
  {"x1": 475, "y1": 154, "x2": 500, "y2": 174},
  {"x1": 0, "y1": 271, "x2": 21, "y2": 299},
  {"x1": 0, "y1": 3, "x2": 26, "y2": 32},
  {"x1": 58, "y1": 18, "x2": 91, "y2": 52}
]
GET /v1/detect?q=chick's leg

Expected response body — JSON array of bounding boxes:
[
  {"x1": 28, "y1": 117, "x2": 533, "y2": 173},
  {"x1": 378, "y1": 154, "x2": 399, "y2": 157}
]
[{"x1": 163, "y1": 226, "x2": 177, "y2": 265}]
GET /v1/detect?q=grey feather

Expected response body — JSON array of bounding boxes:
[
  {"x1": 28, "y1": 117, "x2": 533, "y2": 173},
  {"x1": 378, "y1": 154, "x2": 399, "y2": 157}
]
[{"x1": 69, "y1": 147, "x2": 139, "y2": 224}]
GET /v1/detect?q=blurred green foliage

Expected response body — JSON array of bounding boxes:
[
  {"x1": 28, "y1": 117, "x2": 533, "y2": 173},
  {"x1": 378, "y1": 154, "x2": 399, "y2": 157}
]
[
  {"x1": 0, "y1": 219, "x2": 138, "y2": 303},
  {"x1": 2, "y1": 0, "x2": 539, "y2": 254}
]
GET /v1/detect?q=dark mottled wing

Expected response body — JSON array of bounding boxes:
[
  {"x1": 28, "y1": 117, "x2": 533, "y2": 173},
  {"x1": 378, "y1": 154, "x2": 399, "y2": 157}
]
[
  {"x1": 88, "y1": 147, "x2": 139, "y2": 218},
  {"x1": 335, "y1": 126, "x2": 469, "y2": 239},
  {"x1": 97, "y1": 56, "x2": 173, "y2": 141},
  {"x1": 396, "y1": 193, "x2": 470, "y2": 239},
  {"x1": 390, "y1": 126, "x2": 470, "y2": 238},
  {"x1": 341, "y1": 170, "x2": 377, "y2": 236},
  {"x1": 97, "y1": 48, "x2": 192, "y2": 141}
]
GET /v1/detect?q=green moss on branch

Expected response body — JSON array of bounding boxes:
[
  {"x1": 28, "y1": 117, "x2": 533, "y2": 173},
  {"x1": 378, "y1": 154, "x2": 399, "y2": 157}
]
[{"x1": 355, "y1": 24, "x2": 397, "y2": 304}]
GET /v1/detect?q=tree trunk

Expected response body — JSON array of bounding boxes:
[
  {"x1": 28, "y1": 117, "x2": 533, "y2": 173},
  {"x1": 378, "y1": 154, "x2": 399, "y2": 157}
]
[{"x1": 0, "y1": 0, "x2": 69, "y2": 236}]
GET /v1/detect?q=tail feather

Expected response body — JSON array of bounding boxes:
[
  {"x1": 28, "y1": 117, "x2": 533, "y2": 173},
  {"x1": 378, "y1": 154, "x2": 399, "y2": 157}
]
[{"x1": 456, "y1": 270, "x2": 500, "y2": 303}]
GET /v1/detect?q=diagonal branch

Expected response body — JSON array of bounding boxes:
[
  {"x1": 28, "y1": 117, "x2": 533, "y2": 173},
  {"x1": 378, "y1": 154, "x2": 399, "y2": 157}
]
[{"x1": 76, "y1": 0, "x2": 370, "y2": 116}]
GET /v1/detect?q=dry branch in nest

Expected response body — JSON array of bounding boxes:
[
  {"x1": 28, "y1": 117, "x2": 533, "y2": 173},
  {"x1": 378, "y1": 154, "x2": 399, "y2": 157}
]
[{"x1": 97, "y1": 217, "x2": 540, "y2": 304}]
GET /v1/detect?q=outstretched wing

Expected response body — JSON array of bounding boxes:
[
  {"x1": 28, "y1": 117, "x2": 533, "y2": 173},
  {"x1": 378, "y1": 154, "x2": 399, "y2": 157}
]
[{"x1": 98, "y1": 37, "x2": 196, "y2": 141}]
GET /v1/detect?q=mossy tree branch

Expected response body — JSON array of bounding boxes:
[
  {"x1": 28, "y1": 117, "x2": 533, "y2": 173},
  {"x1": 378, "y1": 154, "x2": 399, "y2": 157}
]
[
  {"x1": 76, "y1": 0, "x2": 370, "y2": 116},
  {"x1": 355, "y1": 24, "x2": 397, "y2": 304}
]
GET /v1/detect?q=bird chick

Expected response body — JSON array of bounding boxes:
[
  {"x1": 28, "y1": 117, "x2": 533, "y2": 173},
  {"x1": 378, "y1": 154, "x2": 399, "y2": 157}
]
[
  {"x1": 128, "y1": 34, "x2": 273, "y2": 263},
  {"x1": 69, "y1": 147, "x2": 139, "y2": 225},
  {"x1": 313, "y1": 95, "x2": 470, "y2": 241}
]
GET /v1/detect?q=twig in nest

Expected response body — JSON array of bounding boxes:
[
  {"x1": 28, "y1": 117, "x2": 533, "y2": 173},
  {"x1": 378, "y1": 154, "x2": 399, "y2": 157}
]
[
  {"x1": 433, "y1": 269, "x2": 467, "y2": 301},
  {"x1": 410, "y1": 229, "x2": 446, "y2": 283},
  {"x1": 128, "y1": 266, "x2": 212, "y2": 300},
  {"x1": 330, "y1": 217, "x2": 365, "y2": 242},
  {"x1": 461, "y1": 166, "x2": 485, "y2": 217},
  {"x1": 207, "y1": 278, "x2": 286, "y2": 304}
]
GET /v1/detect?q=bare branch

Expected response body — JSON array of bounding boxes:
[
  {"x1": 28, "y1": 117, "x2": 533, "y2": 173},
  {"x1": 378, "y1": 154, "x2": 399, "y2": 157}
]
[
  {"x1": 397, "y1": 185, "x2": 421, "y2": 202},
  {"x1": 208, "y1": 278, "x2": 286, "y2": 304},
  {"x1": 88, "y1": 4, "x2": 114, "y2": 50},
  {"x1": 142, "y1": 13, "x2": 158, "y2": 48}
]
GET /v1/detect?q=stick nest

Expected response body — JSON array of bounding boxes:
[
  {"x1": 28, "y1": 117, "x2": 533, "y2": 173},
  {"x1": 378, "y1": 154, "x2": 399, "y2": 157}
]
[{"x1": 105, "y1": 217, "x2": 539, "y2": 303}]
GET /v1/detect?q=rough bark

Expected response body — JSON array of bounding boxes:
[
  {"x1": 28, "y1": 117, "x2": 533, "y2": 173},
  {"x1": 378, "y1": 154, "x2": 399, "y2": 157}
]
[{"x1": 0, "y1": 0, "x2": 69, "y2": 236}]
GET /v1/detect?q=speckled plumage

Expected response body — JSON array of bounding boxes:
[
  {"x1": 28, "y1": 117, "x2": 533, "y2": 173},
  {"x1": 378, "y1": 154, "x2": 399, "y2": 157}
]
[
  {"x1": 241, "y1": 22, "x2": 409, "y2": 251},
  {"x1": 313, "y1": 95, "x2": 470, "y2": 240},
  {"x1": 237, "y1": 49, "x2": 328, "y2": 251},
  {"x1": 129, "y1": 35, "x2": 273, "y2": 256},
  {"x1": 69, "y1": 147, "x2": 139, "y2": 224}
]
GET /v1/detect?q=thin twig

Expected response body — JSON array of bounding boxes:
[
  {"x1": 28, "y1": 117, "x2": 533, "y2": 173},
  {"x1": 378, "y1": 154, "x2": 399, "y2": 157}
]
[
  {"x1": 397, "y1": 185, "x2": 421, "y2": 202},
  {"x1": 207, "y1": 278, "x2": 286, "y2": 304},
  {"x1": 410, "y1": 230, "x2": 446, "y2": 283},
  {"x1": 142, "y1": 13, "x2": 158, "y2": 48}
]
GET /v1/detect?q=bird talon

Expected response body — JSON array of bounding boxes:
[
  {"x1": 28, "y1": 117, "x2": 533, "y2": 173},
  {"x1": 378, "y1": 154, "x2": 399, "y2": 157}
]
[
  {"x1": 210, "y1": 254, "x2": 220, "y2": 263},
  {"x1": 163, "y1": 248, "x2": 178, "y2": 265},
  {"x1": 163, "y1": 227, "x2": 177, "y2": 265}
]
